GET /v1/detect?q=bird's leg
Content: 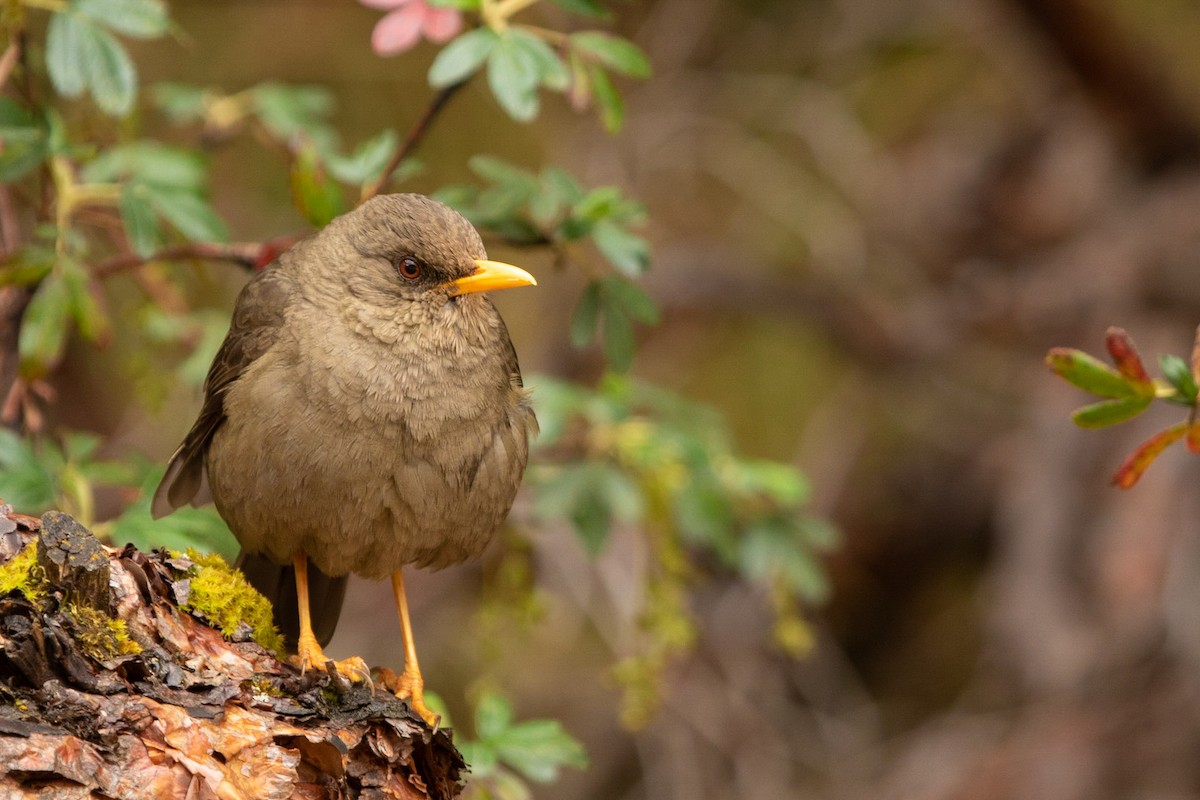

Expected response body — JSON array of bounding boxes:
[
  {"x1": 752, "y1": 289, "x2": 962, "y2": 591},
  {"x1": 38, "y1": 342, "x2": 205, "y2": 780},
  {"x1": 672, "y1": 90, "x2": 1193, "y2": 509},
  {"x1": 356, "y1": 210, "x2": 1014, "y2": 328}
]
[
  {"x1": 290, "y1": 553, "x2": 370, "y2": 684},
  {"x1": 389, "y1": 569, "x2": 439, "y2": 727}
]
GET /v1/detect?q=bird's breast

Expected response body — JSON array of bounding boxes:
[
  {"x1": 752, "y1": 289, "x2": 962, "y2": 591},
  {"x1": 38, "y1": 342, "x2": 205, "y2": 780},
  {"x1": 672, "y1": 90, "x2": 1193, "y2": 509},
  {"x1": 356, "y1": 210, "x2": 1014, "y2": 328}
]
[{"x1": 207, "y1": 299, "x2": 532, "y2": 578}]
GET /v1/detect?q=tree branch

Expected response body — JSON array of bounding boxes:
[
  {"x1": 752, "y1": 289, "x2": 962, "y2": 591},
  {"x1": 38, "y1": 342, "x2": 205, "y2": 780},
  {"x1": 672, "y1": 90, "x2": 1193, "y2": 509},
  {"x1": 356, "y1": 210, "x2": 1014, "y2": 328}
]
[
  {"x1": 92, "y1": 236, "x2": 302, "y2": 279},
  {"x1": 361, "y1": 82, "x2": 468, "y2": 202},
  {"x1": 1005, "y1": 0, "x2": 1200, "y2": 173}
]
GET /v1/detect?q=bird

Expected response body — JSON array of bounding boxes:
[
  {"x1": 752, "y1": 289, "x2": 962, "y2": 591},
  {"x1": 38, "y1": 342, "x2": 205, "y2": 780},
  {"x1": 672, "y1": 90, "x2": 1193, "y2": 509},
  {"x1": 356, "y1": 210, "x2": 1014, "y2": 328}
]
[{"x1": 151, "y1": 193, "x2": 537, "y2": 726}]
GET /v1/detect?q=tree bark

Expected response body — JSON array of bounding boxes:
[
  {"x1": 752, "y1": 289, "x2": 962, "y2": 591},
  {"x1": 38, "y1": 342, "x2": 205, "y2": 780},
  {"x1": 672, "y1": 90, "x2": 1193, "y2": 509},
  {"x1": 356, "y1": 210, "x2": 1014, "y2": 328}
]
[{"x1": 0, "y1": 509, "x2": 466, "y2": 799}]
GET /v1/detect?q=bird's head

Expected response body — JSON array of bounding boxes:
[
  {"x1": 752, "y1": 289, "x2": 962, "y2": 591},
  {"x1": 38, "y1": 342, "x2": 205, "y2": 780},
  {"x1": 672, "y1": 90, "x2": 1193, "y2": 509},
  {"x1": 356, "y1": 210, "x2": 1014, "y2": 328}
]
[{"x1": 314, "y1": 193, "x2": 536, "y2": 307}]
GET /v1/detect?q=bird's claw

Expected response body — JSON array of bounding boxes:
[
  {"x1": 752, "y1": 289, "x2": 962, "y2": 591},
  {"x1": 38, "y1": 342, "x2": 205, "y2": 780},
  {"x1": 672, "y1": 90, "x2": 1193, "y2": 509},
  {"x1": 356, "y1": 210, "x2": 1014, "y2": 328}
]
[
  {"x1": 291, "y1": 637, "x2": 372, "y2": 688},
  {"x1": 376, "y1": 666, "x2": 441, "y2": 730},
  {"x1": 329, "y1": 655, "x2": 374, "y2": 689}
]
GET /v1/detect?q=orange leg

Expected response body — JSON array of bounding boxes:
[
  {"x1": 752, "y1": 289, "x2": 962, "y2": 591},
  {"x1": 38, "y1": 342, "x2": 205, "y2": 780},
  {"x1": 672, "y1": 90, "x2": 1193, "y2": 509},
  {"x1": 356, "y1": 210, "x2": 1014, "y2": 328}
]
[
  {"x1": 390, "y1": 569, "x2": 439, "y2": 727},
  {"x1": 291, "y1": 553, "x2": 370, "y2": 684}
]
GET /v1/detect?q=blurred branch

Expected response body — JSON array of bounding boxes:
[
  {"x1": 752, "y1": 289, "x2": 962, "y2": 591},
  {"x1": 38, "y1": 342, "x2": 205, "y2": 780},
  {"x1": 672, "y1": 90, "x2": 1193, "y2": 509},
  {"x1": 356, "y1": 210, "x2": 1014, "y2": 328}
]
[
  {"x1": 361, "y1": 81, "x2": 467, "y2": 202},
  {"x1": 0, "y1": 286, "x2": 34, "y2": 431},
  {"x1": 0, "y1": 38, "x2": 21, "y2": 93},
  {"x1": 1005, "y1": 0, "x2": 1200, "y2": 172},
  {"x1": 92, "y1": 236, "x2": 302, "y2": 279}
]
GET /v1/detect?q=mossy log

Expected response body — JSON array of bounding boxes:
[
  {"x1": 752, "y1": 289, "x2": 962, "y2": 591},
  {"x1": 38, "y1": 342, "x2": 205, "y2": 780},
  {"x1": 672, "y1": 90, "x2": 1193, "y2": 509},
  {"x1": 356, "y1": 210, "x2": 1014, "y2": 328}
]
[{"x1": 0, "y1": 508, "x2": 466, "y2": 799}]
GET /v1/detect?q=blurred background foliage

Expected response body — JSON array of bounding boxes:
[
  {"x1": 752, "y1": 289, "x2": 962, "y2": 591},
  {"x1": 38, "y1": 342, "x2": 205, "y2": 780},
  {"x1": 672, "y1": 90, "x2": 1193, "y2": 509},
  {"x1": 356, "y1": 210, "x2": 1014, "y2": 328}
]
[{"x1": 5, "y1": 0, "x2": 1200, "y2": 798}]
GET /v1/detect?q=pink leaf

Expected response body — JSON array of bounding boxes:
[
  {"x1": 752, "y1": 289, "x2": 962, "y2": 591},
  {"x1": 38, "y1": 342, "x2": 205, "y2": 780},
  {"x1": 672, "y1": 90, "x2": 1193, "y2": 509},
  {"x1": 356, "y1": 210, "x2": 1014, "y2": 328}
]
[
  {"x1": 359, "y1": 0, "x2": 409, "y2": 10},
  {"x1": 372, "y1": 5, "x2": 425, "y2": 56},
  {"x1": 422, "y1": 7, "x2": 463, "y2": 43}
]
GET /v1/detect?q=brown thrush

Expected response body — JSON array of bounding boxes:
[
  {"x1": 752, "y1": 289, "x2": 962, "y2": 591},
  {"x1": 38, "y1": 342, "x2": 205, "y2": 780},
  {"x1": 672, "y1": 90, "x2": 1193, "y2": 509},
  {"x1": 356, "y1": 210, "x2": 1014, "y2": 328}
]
[{"x1": 153, "y1": 194, "x2": 537, "y2": 726}]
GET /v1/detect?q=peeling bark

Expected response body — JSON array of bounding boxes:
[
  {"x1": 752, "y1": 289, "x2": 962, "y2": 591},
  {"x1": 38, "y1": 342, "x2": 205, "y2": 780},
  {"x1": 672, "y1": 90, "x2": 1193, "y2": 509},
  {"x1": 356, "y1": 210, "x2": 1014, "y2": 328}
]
[{"x1": 0, "y1": 510, "x2": 466, "y2": 799}]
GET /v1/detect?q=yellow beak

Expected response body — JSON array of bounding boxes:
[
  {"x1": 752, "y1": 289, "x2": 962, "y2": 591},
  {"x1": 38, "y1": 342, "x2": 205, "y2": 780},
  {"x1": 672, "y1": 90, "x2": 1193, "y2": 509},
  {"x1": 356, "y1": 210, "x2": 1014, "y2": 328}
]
[{"x1": 451, "y1": 259, "x2": 538, "y2": 296}]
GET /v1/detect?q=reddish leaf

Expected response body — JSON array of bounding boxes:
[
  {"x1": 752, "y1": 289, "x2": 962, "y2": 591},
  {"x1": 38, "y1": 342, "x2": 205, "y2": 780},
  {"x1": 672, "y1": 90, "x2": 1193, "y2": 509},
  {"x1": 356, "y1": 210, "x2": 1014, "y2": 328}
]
[
  {"x1": 1105, "y1": 327, "x2": 1152, "y2": 386},
  {"x1": 1191, "y1": 323, "x2": 1200, "y2": 387},
  {"x1": 1112, "y1": 422, "x2": 1187, "y2": 489},
  {"x1": 1188, "y1": 421, "x2": 1200, "y2": 454}
]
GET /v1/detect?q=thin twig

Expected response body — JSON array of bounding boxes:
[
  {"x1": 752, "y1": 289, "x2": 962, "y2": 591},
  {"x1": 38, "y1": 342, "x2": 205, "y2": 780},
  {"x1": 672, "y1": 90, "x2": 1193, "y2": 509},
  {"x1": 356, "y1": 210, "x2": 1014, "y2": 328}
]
[
  {"x1": 0, "y1": 188, "x2": 19, "y2": 258},
  {"x1": 0, "y1": 39, "x2": 21, "y2": 93},
  {"x1": 92, "y1": 237, "x2": 299, "y2": 279},
  {"x1": 361, "y1": 81, "x2": 468, "y2": 202}
]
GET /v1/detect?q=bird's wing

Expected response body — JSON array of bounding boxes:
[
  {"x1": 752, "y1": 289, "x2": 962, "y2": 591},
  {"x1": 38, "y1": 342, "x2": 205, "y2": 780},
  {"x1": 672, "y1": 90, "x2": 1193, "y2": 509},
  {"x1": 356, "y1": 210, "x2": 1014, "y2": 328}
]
[
  {"x1": 496, "y1": 312, "x2": 525, "y2": 388},
  {"x1": 152, "y1": 265, "x2": 296, "y2": 518}
]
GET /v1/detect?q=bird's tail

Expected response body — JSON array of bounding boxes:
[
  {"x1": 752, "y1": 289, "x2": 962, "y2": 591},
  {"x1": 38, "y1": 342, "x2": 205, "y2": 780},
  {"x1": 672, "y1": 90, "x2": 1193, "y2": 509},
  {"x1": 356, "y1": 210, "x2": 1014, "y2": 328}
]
[{"x1": 235, "y1": 551, "x2": 348, "y2": 650}]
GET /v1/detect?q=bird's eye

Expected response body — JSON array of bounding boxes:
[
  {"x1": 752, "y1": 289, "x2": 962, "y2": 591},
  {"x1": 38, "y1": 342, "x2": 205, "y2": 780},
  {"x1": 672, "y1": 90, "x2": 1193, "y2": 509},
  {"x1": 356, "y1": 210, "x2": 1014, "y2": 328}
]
[{"x1": 396, "y1": 256, "x2": 423, "y2": 281}]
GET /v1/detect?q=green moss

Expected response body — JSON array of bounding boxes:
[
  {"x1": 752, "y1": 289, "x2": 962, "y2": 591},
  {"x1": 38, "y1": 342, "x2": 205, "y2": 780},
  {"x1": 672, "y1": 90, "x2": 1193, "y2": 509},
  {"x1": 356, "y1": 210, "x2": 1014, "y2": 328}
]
[
  {"x1": 0, "y1": 544, "x2": 46, "y2": 602},
  {"x1": 66, "y1": 603, "x2": 142, "y2": 660},
  {"x1": 246, "y1": 675, "x2": 284, "y2": 698},
  {"x1": 176, "y1": 549, "x2": 285, "y2": 655}
]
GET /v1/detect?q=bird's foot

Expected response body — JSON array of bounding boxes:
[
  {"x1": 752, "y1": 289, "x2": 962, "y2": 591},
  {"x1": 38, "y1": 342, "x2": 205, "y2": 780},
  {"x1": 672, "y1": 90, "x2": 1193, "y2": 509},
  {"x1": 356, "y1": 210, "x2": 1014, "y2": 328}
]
[
  {"x1": 377, "y1": 666, "x2": 440, "y2": 729},
  {"x1": 291, "y1": 635, "x2": 372, "y2": 686}
]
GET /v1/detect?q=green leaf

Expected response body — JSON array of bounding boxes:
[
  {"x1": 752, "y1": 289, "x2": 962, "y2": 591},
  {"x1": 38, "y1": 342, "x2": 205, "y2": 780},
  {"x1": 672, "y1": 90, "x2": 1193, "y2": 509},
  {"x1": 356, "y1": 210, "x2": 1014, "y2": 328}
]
[
  {"x1": 602, "y1": 305, "x2": 635, "y2": 372},
  {"x1": 429, "y1": 27, "x2": 499, "y2": 88},
  {"x1": 0, "y1": 430, "x2": 59, "y2": 512},
  {"x1": 475, "y1": 691, "x2": 514, "y2": 740},
  {"x1": 799, "y1": 517, "x2": 839, "y2": 550},
  {"x1": 46, "y1": 12, "x2": 88, "y2": 99},
  {"x1": 570, "y1": 32, "x2": 651, "y2": 78},
  {"x1": 531, "y1": 462, "x2": 641, "y2": 553},
  {"x1": 60, "y1": 260, "x2": 109, "y2": 343},
  {"x1": 324, "y1": 129, "x2": 399, "y2": 186},
  {"x1": 78, "y1": 21, "x2": 139, "y2": 116},
  {"x1": 177, "y1": 311, "x2": 230, "y2": 386},
  {"x1": 734, "y1": 459, "x2": 810, "y2": 507},
  {"x1": 530, "y1": 167, "x2": 582, "y2": 227},
  {"x1": 432, "y1": 184, "x2": 480, "y2": 213},
  {"x1": 141, "y1": 185, "x2": 229, "y2": 243},
  {"x1": 570, "y1": 281, "x2": 602, "y2": 347},
  {"x1": 120, "y1": 185, "x2": 162, "y2": 257},
  {"x1": 488, "y1": 32, "x2": 541, "y2": 122},
  {"x1": 0, "y1": 247, "x2": 55, "y2": 287},
  {"x1": 741, "y1": 519, "x2": 829, "y2": 602},
  {"x1": 588, "y1": 65, "x2": 623, "y2": 132},
  {"x1": 593, "y1": 221, "x2": 650, "y2": 276},
  {"x1": 288, "y1": 148, "x2": 344, "y2": 228},
  {"x1": 571, "y1": 480, "x2": 611, "y2": 553},
  {"x1": 522, "y1": 377, "x2": 584, "y2": 445},
  {"x1": 76, "y1": 0, "x2": 168, "y2": 39},
  {"x1": 674, "y1": 480, "x2": 736, "y2": 555},
  {"x1": 427, "y1": 0, "x2": 482, "y2": 8},
  {"x1": 1070, "y1": 395, "x2": 1153, "y2": 428},
  {"x1": 19, "y1": 271, "x2": 73, "y2": 377},
  {"x1": 252, "y1": 83, "x2": 335, "y2": 140},
  {"x1": 510, "y1": 28, "x2": 569, "y2": 91},
  {"x1": 0, "y1": 99, "x2": 47, "y2": 182},
  {"x1": 1160, "y1": 354, "x2": 1198, "y2": 405},
  {"x1": 602, "y1": 276, "x2": 659, "y2": 325},
  {"x1": 469, "y1": 155, "x2": 534, "y2": 189},
  {"x1": 83, "y1": 142, "x2": 207, "y2": 190},
  {"x1": 151, "y1": 82, "x2": 208, "y2": 121},
  {"x1": 573, "y1": 185, "x2": 622, "y2": 222},
  {"x1": 0, "y1": 431, "x2": 57, "y2": 513},
  {"x1": 458, "y1": 741, "x2": 498, "y2": 778},
  {"x1": 492, "y1": 720, "x2": 588, "y2": 783},
  {"x1": 1045, "y1": 348, "x2": 1140, "y2": 398},
  {"x1": 549, "y1": 0, "x2": 611, "y2": 18}
]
